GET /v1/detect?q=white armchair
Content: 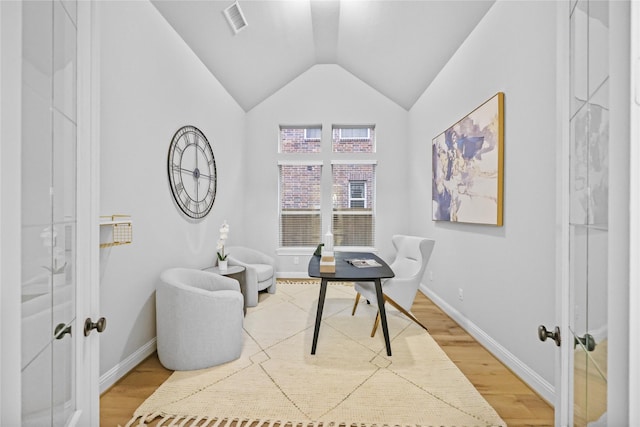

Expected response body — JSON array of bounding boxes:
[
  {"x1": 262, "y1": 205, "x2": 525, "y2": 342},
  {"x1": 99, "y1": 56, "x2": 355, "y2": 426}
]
[
  {"x1": 156, "y1": 268, "x2": 244, "y2": 370},
  {"x1": 226, "y1": 246, "x2": 276, "y2": 307},
  {"x1": 352, "y1": 235, "x2": 435, "y2": 336}
]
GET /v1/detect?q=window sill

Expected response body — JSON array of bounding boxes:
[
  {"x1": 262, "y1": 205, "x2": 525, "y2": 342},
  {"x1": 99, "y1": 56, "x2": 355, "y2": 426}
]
[
  {"x1": 277, "y1": 246, "x2": 377, "y2": 256},
  {"x1": 276, "y1": 247, "x2": 316, "y2": 256}
]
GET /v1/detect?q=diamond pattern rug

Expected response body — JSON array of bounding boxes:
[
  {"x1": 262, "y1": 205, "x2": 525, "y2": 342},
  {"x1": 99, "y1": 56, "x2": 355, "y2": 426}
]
[{"x1": 126, "y1": 281, "x2": 505, "y2": 426}]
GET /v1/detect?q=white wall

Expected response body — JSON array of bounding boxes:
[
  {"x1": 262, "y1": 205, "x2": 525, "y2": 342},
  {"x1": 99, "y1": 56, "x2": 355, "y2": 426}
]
[
  {"x1": 99, "y1": 1, "x2": 245, "y2": 380},
  {"x1": 244, "y1": 64, "x2": 409, "y2": 274},
  {"x1": 408, "y1": 0, "x2": 558, "y2": 399}
]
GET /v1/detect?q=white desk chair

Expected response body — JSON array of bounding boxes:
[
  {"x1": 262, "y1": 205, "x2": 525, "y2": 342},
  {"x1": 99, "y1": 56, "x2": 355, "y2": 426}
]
[{"x1": 352, "y1": 235, "x2": 435, "y2": 336}]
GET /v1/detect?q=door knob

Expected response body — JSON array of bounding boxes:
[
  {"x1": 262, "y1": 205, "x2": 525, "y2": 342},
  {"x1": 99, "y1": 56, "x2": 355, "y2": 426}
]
[
  {"x1": 574, "y1": 333, "x2": 596, "y2": 351},
  {"x1": 84, "y1": 317, "x2": 107, "y2": 336},
  {"x1": 54, "y1": 323, "x2": 72, "y2": 340},
  {"x1": 538, "y1": 325, "x2": 561, "y2": 346}
]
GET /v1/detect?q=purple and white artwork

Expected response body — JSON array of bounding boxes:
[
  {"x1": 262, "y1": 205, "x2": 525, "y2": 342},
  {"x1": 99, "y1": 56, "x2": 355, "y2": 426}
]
[{"x1": 432, "y1": 93, "x2": 504, "y2": 226}]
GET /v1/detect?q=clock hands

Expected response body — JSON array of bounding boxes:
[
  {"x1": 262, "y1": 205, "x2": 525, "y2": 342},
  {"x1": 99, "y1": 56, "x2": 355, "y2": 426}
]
[{"x1": 173, "y1": 165, "x2": 214, "y2": 181}]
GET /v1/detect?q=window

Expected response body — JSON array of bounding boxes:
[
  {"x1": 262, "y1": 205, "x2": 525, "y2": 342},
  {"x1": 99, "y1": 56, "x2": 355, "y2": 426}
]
[
  {"x1": 349, "y1": 181, "x2": 366, "y2": 208},
  {"x1": 333, "y1": 126, "x2": 374, "y2": 153},
  {"x1": 339, "y1": 127, "x2": 370, "y2": 140},
  {"x1": 304, "y1": 128, "x2": 321, "y2": 141},
  {"x1": 278, "y1": 162, "x2": 322, "y2": 247},
  {"x1": 332, "y1": 163, "x2": 375, "y2": 247},
  {"x1": 278, "y1": 125, "x2": 376, "y2": 250},
  {"x1": 280, "y1": 125, "x2": 321, "y2": 153}
]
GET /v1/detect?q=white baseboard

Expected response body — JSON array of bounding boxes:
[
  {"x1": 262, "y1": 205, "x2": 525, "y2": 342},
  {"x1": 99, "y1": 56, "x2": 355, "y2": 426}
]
[
  {"x1": 99, "y1": 338, "x2": 157, "y2": 394},
  {"x1": 419, "y1": 284, "x2": 555, "y2": 405}
]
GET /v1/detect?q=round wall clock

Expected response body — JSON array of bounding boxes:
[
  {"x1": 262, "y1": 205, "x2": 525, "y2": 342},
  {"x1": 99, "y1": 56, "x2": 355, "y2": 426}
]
[{"x1": 167, "y1": 125, "x2": 217, "y2": 219}]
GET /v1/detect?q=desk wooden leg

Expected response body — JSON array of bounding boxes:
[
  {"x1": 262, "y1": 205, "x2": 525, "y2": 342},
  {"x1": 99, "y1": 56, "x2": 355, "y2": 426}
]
[
  {"x1": 374, "y1": 279, "x2": 392, "y2": 356},
  {"x1": 311, "y1": 279, "x2": 328, "y2": 355}
]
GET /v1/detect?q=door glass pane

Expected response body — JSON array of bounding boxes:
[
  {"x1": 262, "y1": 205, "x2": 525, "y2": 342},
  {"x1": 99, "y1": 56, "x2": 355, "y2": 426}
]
[
  {"x1": 53, "y1": 0, "x2": 77, "y2": 122},
  {"x1": 22, "y1": 345, "x2": 54, "y2": 426},
  {"x1": 587, "y1": 227, "x2": 607, "y2": 365},
  {"x1": 574, "y1": 344, "x2": 608, "y2": 426},
  {"x1": 53, "y1": 326, "x2": 75, "y2": 425},
  {"x1": 52, "y1": 101, "x2": 77, "y2": 224},
  {"x1": 570, "y1": 105, "x2": 589, "y2": 225},
  {"x1": 585, "y1": 347, "x2": 608, "y2": 424},
  {"x1": 570, "y1": 226, "x2": 588, "y2": 339},
  {"x1": 21, "y1": 63, "x2": 53, "y2": 229},
  {"x1": 570, "y1": 1, "x2": 588, "y2": 116},
  {"x1": 573, "y1": 347, "x2": 588, "y2": 427},
  {"x1": 588, "y1": 1, "x2": 609, "y2": 98},
  {"x1": 586, "y1": 86, "x2": 609, "y2": 228}
]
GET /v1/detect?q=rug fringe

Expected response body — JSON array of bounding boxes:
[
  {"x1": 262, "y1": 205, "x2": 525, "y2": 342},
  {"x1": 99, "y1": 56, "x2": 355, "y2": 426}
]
[{"x1": 123, "y1": 415, "x2": 503, "y2": 427}]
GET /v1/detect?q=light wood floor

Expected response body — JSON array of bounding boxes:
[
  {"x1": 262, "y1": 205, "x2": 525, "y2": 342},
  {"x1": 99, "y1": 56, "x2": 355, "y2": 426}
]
[{"x1": 100, "y1": 289, "x2": 554, "y2": 426}]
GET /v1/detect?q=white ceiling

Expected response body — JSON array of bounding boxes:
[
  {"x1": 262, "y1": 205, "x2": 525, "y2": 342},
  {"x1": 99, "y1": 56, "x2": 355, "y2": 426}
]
[{"x1": 151, "y1": 0, "x2": 495, "y2": 112}]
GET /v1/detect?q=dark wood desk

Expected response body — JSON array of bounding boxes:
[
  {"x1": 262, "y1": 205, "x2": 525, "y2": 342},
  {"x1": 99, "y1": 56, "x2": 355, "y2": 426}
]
[{"x1": 308, "y1": 251, "x2": 395, "y2": 356}]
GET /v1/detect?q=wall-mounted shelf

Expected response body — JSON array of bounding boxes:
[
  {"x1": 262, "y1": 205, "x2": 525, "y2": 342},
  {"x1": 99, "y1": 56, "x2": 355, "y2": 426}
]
[{"x1": 100, "y1": 215, "x2": 133, "y2": 248}]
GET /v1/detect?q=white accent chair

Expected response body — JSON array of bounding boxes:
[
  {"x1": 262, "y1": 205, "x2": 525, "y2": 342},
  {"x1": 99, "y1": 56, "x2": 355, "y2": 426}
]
[
  {"x1": 352, "y1": 235, "x2": 435, "y2": 336},
  {"x1": 226, "y1": 246, "x2": 276, "y2": 307},
  {"x1": 156, "y1": 268, "x2": 244, "y2": 371}
]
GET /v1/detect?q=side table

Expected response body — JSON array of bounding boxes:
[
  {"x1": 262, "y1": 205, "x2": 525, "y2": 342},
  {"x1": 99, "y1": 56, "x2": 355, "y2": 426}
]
[{"x1": 203, "y1": 265, "x2": 247, "y2": 314}]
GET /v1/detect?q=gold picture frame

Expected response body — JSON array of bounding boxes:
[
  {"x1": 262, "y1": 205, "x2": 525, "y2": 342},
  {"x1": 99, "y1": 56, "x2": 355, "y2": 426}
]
[{"x1": 432, "y1": 92, "x2": 504, "y2": 226}]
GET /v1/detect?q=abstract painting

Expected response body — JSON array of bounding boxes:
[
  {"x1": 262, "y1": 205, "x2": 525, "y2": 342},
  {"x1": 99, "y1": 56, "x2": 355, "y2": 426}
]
[{"x1": 432, "y1": 92, "x2": 504, "y2": 226}]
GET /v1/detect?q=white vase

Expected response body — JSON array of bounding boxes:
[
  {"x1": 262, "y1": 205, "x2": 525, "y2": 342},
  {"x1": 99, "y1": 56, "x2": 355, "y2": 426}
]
[{"x1": 218, "y1": 260, "x2": 228, "y2": 271}]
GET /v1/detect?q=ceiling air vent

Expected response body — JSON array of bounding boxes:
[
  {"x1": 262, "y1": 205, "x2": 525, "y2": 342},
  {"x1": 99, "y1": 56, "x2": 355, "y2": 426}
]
[{"x1": 223, "y1": 1, "x2": 248, "y2": 35}]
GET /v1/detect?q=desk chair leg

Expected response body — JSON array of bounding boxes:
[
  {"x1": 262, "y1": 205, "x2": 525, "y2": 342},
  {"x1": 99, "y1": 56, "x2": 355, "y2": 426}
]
[
  {"x1": 384, "y1": 295, "x2": 429, "y2": 332},
  {"x1": 371, "y1": 312, "x2": 380, "y2": 337},
  {"x1": 351, "y1": 293, "x2": 361, "y2": 316}
]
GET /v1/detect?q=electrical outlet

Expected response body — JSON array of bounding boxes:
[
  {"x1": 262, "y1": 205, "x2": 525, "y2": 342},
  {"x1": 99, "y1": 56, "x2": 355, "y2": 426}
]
[
  {"x1": 458, "y1": 288, "x2": 464, "y2": 301},
  {"x1": 293, "y1": 256, "x2": 299, "y2": 265},
  {"x1": 429, "y1": 271, "x2": 434, "y2": 281}
]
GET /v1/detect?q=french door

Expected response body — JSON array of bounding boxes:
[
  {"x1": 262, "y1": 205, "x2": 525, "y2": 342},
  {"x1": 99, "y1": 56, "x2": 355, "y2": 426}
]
[
  {"x1": 567, "y1": 1, "x2": 609, "y2": 424},
  {"x1": 547, "y1": 0, "x2": 611, "y2": 424},
  {"x1": 552, "y1": 0, "x2": 638, "y2": 424},
  {"x1": 1, "y1": 0, "x2": 99, "y2": 425}
]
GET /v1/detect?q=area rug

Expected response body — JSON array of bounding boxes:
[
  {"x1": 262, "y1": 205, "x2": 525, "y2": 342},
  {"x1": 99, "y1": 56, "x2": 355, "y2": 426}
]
[{"x1": 127, "y1": 281, "x2": 505, "y2": 426}]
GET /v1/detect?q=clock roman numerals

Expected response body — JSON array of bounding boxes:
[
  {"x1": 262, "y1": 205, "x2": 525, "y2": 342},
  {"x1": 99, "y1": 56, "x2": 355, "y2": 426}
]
[{"x1": 175, "y1": 182, "x2": 184, "y2": 195}]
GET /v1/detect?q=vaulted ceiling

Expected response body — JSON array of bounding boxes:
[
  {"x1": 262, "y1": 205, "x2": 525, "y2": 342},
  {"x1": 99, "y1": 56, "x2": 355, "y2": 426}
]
[{"x1": 151, "y1": 0, "x2": 495, "y2": 112}]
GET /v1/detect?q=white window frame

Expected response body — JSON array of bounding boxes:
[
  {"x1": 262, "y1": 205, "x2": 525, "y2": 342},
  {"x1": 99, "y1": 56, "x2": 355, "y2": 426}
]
[{"x1": 277, "y1": 125, "x2": 377, "y2": 255}]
